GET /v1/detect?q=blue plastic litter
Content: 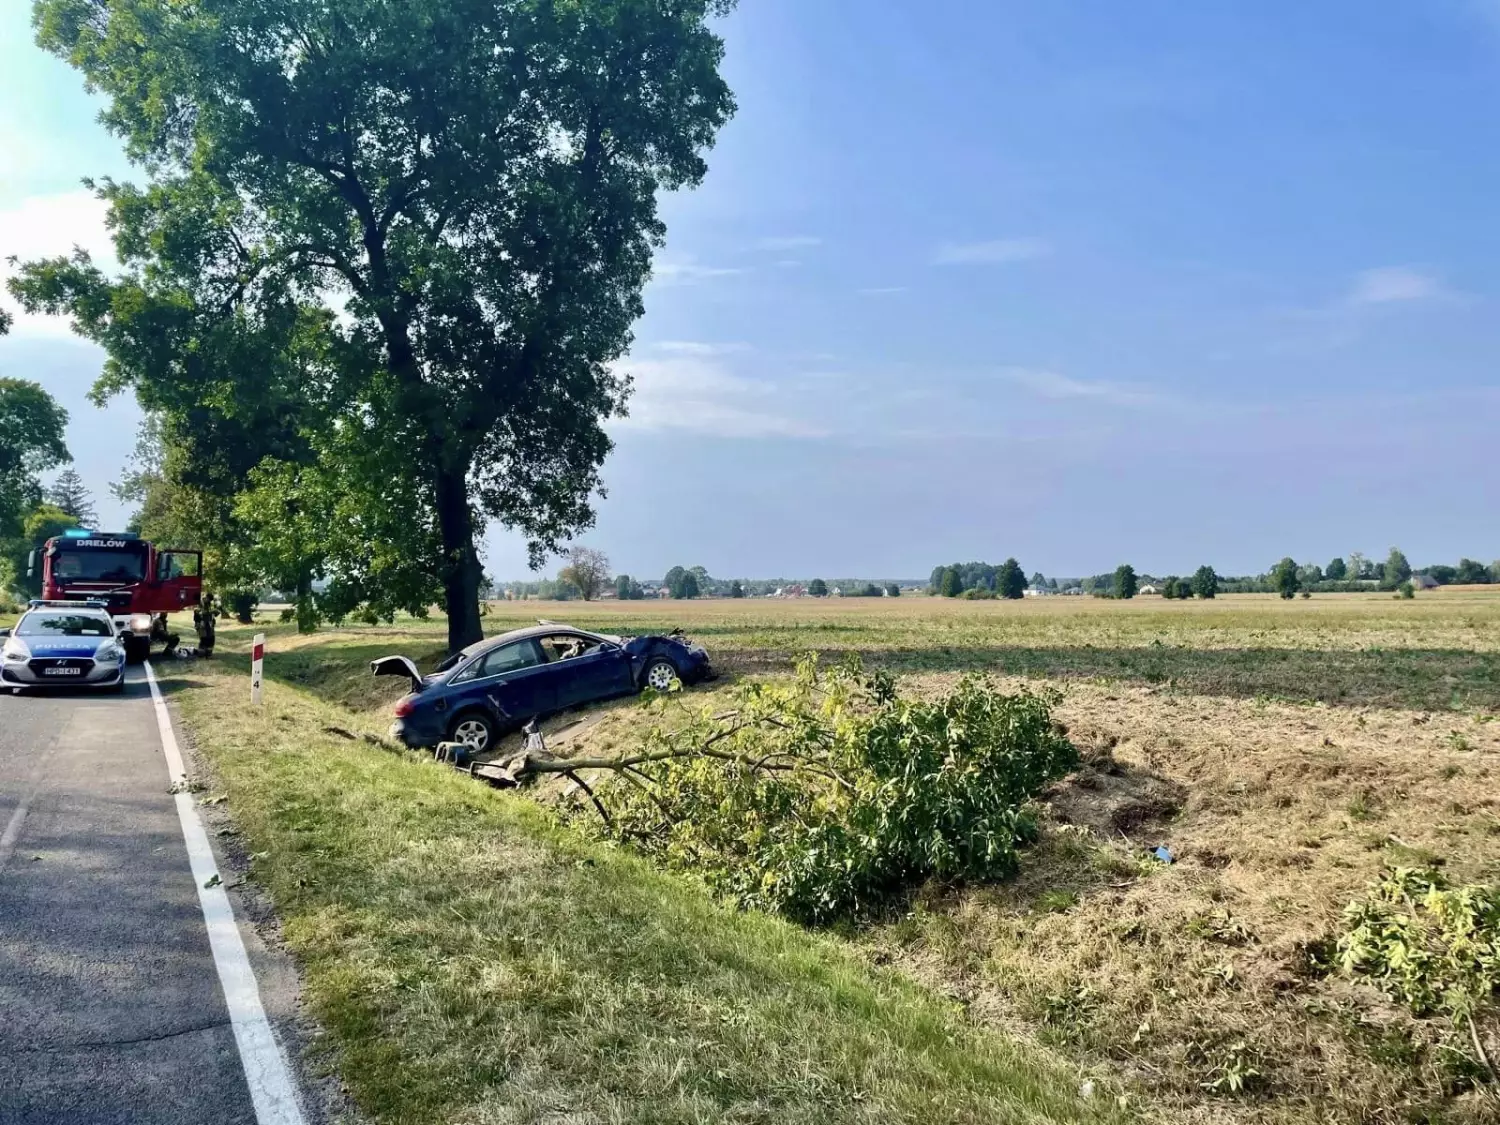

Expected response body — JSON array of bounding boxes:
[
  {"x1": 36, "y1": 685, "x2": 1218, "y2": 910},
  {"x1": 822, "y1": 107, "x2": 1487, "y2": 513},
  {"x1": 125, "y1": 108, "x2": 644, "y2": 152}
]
[{"x1": 1152, "y1": 846, "x2": 1174, "y2": 864}]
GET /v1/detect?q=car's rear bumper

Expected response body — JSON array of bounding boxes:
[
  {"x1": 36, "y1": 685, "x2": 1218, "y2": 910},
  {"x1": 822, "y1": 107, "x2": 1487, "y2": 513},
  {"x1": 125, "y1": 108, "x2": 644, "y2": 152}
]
[{"x1": 389, "y1": 717, "x2": 444, "y2": 750}]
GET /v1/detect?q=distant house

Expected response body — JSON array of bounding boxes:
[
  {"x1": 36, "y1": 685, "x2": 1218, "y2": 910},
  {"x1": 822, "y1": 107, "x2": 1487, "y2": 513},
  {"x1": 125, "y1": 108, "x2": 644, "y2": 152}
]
[
  {"x1": 1411, "y1": 573, "x2": 1440, "y2": 590},
  {"x1": 1138, "y1": 584, "x2": 1159, "y2": 595},
  {"x1": 1022, "y1": 587, "x2": 1054, "y2": 598}
]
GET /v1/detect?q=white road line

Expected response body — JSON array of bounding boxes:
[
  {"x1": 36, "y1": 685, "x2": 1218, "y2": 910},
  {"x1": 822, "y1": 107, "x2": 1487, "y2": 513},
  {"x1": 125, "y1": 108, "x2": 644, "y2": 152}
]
[
  {"x1": 143, "y1": 662, "x2": 307, "y2": 1125},
  {"x1": 0, "y1": 785, "x2": 37, "y2": 872}
]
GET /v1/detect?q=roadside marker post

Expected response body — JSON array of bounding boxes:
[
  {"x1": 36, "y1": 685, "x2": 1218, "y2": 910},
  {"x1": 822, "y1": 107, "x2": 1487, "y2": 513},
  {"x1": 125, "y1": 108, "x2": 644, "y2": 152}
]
[{"x1": 251, "y1": 633, "x2": 265, "y2": 705}]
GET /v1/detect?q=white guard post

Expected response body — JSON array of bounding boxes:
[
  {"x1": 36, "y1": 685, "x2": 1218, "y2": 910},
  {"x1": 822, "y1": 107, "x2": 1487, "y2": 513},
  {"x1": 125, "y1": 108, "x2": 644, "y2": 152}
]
[{"x1": 251, "y1": 633, "x2": 265, "y2": 705}]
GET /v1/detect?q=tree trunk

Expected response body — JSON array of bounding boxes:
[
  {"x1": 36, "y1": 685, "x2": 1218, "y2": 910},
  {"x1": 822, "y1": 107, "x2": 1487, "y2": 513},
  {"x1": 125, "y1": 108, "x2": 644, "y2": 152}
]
[
  {"x1": 435, "y1": 461, "x2": 483, "y2": 652},
  {"x1": 295, "y1": 568, "x2": 317, "y2": 634}
]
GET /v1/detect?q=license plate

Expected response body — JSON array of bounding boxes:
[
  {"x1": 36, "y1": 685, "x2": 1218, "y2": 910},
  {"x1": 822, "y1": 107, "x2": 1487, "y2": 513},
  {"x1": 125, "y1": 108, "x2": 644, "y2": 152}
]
[{"x1": 43, "y1": 667, "x2": 83, "y2": 676}]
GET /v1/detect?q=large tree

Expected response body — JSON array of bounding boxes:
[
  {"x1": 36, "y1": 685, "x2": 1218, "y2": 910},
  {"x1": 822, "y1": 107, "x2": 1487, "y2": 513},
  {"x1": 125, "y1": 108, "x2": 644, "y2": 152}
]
[
  {"x1": 1190, "y1": 565, "x2": 1218, "y2": 600},
  {"x1": 21, "y1": 0, "x2": 737, "y2": 652},
  {"x1": 1112, "y1": 564, "x2": 1138, "y2": 600},
  {"x1": 1272, "y1": 557, "x2": 1300, "y2": 599},
  {"x1": 558, "y1": 546, "x2": 610, "y2": 602},
  {"x1": 46, "y1": 468, "x2": 97, "y2": 527},
  {"x1": 1383, "y1": 547, "x2": 1412, "y2": 589},
  {"x1": 1, "y1": 375, "x2": 71, "y2": 541},
  {"x1": 997, "y1": 558, "x2": 1026, "y2": 600}
]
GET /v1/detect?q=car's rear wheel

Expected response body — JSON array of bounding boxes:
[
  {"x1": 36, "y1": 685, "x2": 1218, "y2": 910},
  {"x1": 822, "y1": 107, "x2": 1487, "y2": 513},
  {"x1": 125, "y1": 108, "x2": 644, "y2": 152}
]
[
  {"x1": 448, "y1": 710, "x2": 498, "y2": 754},
  {"x1": 642, "y1": 658, "x2": 681, "y2": 692}
]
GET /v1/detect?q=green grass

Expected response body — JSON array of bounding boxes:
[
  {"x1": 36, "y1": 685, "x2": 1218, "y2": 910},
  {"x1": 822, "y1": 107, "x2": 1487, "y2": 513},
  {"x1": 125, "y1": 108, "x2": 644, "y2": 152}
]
[
  {"x1": 164, "y1": 591, "x2": 1500, "y2": 1125},
  {"x1": 164, "y1": 643, "x2": 1118, "y2": 1125},
  {"x1": 248, "y1": 590, "x2": 1500, "y2": 712}
]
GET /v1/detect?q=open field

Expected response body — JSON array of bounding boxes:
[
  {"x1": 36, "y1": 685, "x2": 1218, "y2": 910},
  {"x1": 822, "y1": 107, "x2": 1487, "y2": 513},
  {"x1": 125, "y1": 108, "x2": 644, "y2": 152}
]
[{"x1": 158, "y1": 591, "x2": 1500, "y2": 1124}]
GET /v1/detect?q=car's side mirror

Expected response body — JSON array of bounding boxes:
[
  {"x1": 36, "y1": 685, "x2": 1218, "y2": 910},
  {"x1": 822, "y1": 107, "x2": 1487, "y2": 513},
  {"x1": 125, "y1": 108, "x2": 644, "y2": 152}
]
[{"x1": 0, "y1": 628, "x2": 10, "y2": 639}]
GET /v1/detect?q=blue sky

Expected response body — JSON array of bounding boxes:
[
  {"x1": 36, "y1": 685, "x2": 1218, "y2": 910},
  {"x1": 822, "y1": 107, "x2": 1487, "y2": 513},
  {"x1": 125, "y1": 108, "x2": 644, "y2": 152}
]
[{"x1": 3, "y1": 1, "x2": 1498, "y2": 582}]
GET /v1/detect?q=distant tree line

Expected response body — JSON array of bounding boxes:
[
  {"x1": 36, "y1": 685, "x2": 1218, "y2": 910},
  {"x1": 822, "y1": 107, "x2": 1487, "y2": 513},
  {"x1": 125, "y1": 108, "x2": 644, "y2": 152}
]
[
  {"x1": 929, "y1": 559, "x2": 1028, "y2": 599},
  {"x1": 496, "y1": 544, "x2": 1500, "y2": 605}
]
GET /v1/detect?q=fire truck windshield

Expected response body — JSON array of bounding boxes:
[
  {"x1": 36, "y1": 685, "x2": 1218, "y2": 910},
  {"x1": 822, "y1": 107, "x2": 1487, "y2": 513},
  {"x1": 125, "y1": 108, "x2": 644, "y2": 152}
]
[{"x1": 53, "y1": 548, "x2": 147, "y2": 583}]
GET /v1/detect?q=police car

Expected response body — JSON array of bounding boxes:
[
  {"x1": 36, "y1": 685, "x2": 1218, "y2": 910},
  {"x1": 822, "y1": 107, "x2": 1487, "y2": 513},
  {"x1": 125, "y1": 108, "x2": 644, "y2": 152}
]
[{"x1": 0, "y1": 600, "x2": 127, "y2": 694}]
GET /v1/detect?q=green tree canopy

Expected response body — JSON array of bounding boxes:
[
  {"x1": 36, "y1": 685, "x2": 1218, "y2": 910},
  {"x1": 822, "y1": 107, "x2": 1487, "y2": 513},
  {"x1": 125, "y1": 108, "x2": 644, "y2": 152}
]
[
  {"x1": 1325, "y1": 556, "x2": 1348, "y2": 581},
  {"x1": 46, "y1": 468, "x2": 97, "y2": 527},
  {"x1": 884, "y1": 583, "x2": 901, "y2": 598},
  {"x1": 997, "y1": 558, "x2": 1026, "y2": 600},
  {"x1": 1455, "y1": 558, "x2": 1489, "y2": 584},
  {"x1": 729, "y1": 580, "x2": 745, "y2": 598},
  {"x1": 1, "y1": 376, "x2": 71, "y2": 540},
  {"x1": 1272, "y1": 557, "x2": 1300, "y2": 599},
  {"x1": 1383, "y1": 547, "x2": 1412, "y2": 589},
  {"x1": 939, "y1": 568, "x2": 963, "y2": 598},
  {"x1": 1112, "y1": 564, "x2": 1138, "y2": 600},
  {"x1": 808, "y1": 578, "x2": 829, "y2": 597},
  {"x1": 1190, "y1": 565, "x2": 1218, "y2": 599},
  {"x1": 558, "y1": 546, "x2": 610, "y2": 602},
  {"x1": 20, "y1": 0, "x2": 738, "y2": 652},
  {"x1": 676, "y1": 571, "x2": 701, "y2": 599}
]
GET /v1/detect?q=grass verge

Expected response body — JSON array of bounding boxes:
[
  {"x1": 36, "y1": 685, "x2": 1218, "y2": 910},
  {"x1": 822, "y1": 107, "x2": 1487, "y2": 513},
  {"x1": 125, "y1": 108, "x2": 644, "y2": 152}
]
[{"x1": 163, "y1": 643, "x2": 1119, "y2": 1125}]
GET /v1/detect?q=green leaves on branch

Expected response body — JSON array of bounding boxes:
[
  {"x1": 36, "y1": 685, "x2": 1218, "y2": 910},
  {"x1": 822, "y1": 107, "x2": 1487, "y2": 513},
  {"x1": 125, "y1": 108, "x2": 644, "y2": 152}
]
[
  {"x1": 1339, "y1": 866, "x2": 1500, "y2": 1086},
  {"x1": 579, "y1": 658, "x2": 1078, "y2": 924},
  {"x1": 1340, "y1": 867, "x2": 1500, "y2": 1021}
]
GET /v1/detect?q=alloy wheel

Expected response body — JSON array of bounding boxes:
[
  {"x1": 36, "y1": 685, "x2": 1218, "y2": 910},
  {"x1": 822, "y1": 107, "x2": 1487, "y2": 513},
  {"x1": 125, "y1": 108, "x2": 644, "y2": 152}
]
[
  {"x1": 646, "y1": 661, "x2": 679, "y2": 691},
  {"x1": 453, "y1": 718, "x2": 491, "y2": 751}
]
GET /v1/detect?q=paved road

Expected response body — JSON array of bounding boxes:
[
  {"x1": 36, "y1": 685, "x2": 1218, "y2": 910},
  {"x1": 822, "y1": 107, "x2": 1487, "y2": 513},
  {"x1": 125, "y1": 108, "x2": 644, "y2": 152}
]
[{"x1": 0, "y1": 671, "x2": 279, "y2": 1124}]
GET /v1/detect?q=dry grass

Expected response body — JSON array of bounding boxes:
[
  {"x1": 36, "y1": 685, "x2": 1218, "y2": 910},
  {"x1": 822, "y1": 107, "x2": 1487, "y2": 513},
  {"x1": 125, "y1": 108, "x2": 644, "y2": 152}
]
[{"x1": 175, "y1": 590, "x2": 1500, "y2": 1124}]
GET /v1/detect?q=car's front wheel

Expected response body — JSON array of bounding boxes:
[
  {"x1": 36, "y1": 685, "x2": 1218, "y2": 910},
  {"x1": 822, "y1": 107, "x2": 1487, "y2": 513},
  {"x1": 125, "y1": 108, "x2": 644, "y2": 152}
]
[
  {"x1": 123, "y1": 636, "x2": 151, "y2": 664},
  {"x1": 641, "y1": 658, "x2": 681, "y2": 692},
  {"x1": 447, "y1": 710, "x2": 499, "y2": 755}
]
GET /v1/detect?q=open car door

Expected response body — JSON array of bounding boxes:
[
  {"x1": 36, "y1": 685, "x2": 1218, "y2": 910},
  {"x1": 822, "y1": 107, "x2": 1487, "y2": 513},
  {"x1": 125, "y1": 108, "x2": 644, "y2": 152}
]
[
  {"x1": 371, "y1": 655, "x2": 425, "y2": 693},
  {"x1": 156, "y1": 549, "x2": 203, "y2": 611}
]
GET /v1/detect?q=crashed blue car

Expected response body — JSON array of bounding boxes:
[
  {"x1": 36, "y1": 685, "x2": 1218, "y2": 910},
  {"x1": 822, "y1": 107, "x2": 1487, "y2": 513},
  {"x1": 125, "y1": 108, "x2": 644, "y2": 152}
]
[{"x1": 373, "y1": 623, "x2": 713, "y2": 753}]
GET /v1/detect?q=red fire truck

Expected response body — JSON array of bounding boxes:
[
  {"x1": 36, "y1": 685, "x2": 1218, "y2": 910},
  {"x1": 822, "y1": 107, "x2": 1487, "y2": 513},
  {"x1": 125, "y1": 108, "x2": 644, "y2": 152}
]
[{"x1": 28, "y1": 530, "x2": 202, "y2": 662}]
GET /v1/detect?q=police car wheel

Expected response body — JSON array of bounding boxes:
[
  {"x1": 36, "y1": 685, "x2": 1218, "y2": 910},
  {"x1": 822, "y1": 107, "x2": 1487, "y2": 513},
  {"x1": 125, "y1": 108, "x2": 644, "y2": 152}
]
[{"x1": 123, "y1": 636, "x2": 150, "y2": 664}]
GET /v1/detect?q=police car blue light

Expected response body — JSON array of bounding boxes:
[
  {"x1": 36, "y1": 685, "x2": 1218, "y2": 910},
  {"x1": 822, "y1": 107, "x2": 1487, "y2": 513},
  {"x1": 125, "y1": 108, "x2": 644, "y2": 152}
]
[{"x1": 1, "y1": 601, "x2": 126, "y2": 694}]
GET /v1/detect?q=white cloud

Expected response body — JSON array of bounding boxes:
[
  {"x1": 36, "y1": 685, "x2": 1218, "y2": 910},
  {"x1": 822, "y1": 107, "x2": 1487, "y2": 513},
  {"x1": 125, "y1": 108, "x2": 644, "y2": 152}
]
[
  {"x1": 857, "y1": 286, "x2": 909, "y2": 295},
  {"x1": 1345, "y1": 266, "x2": 1444, "y2": 306},
  {"x1": 650, "y1": 258, "x2": 745, "y2": 286},
  {"x1": 617, "y1": 356, "x2": 828, "y2": 439},
  {"x1": 776, "y1": 259, "x2": 801, "y2": 269},
  {"x1": 755, "y1": 235, "x2": 822, "y2": 252},
  {"x1": 933, "y1": 237, "x2": 1051, "y2": 266},
  {"x1": 651, "y1": 340, "x2": 752, "y2": 357},
  {"x1": 1001, "y1": 367, "x2": 1161, "y2": 406},
  {"x1": 0, "y1": 190, "x2": 114, "y2": 337}
]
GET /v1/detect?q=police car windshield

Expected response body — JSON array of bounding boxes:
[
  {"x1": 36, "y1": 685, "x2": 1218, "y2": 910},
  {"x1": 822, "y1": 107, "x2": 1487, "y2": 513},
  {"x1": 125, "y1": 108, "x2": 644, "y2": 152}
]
[
  {"x1": 17, "y1": 614, "x2": 114, "y2": 638},
  {"x1": 54, "y1": 548, "x2": 145, "y2": 582}
]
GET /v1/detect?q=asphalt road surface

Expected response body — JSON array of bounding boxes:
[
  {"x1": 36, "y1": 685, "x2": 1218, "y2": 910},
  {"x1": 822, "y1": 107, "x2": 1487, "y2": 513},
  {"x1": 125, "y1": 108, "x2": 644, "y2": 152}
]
[{"x1": 0, "y1": 669, "x2": 304, "y2": 1124}]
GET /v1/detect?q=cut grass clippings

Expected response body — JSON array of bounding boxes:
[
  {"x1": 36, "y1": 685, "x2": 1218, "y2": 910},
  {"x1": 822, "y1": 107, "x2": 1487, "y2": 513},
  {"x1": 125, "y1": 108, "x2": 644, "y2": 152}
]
[{"x1": 163, "y1": 653, "x2": 1118, "y2": 1125}]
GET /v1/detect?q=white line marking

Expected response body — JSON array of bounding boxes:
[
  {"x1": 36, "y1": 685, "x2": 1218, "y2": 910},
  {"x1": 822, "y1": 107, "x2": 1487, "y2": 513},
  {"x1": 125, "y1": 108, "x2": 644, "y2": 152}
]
[
  {"x1": 0, "y1": 786, "x2": 37, "y2": 872},
  {"x1": 143, "y1": 661, "x2": 307, "y2": 1125}
]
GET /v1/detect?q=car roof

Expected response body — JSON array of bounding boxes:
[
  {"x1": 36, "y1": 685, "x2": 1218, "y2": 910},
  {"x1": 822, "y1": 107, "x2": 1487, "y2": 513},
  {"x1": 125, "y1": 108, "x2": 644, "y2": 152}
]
[
  {"x1": 458, "y1": 624, "x2": 608, "y2": 658},
  {"x1": 22, "y1": 605, "x2": 113, "y2": 619}
]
